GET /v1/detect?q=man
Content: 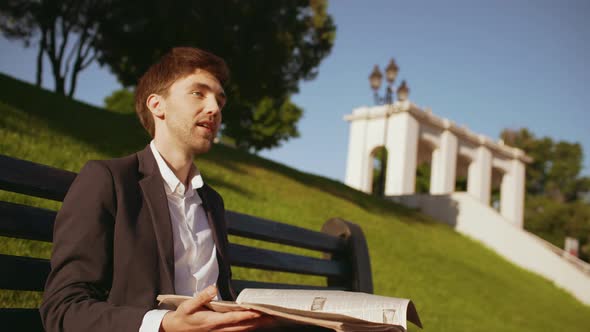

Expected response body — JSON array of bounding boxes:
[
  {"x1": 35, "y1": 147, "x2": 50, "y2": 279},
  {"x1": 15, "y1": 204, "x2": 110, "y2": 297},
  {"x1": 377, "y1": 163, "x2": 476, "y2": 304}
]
[{"x1": 40, "y1": 47, "x2": 273, "y2": 332}]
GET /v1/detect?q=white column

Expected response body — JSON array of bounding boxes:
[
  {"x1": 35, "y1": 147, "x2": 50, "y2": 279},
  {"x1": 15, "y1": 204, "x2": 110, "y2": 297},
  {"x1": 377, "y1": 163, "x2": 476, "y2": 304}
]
[
  {"x1": 430, "y1": 130, "x2": 458, "y2": 194},
  {"x1": 344, "y1": 118, "x2": 368, "y2": 192},
  {"x1": 384, "y1": 112, "x2": 419, "y2": 195},
  {"x1": 467, "y1": 146, "x2": 492, "y2": 205},
  {"x1": 500, "y1": 159, "x2": 526, "y2": 227}
]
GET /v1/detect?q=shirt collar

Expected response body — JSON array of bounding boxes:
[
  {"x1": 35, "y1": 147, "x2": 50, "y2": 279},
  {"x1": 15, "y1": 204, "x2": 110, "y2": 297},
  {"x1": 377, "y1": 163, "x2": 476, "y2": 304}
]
[{"x1": 149, "y1": 140, "x2": 204, "y2": 197}]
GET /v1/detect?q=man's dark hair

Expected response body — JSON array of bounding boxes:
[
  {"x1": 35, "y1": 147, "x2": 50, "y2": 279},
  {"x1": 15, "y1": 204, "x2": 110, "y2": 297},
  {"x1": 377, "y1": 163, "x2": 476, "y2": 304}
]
[{"x1": 135, "y1": 47, "x2": 229, "y2": 137}]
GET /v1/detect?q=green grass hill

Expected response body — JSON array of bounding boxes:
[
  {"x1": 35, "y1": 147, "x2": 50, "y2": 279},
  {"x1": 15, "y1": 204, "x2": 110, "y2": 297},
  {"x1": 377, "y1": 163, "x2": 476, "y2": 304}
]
[{"x1": 1, "y1": 72, "x2": 589, "y2": 331}]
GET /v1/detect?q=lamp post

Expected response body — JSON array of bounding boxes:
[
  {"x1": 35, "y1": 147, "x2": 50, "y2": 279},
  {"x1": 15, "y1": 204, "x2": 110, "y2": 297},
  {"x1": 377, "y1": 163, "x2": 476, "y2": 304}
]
[{"x1": 368, "y1": 58, "x2": 410, "y2": 196}]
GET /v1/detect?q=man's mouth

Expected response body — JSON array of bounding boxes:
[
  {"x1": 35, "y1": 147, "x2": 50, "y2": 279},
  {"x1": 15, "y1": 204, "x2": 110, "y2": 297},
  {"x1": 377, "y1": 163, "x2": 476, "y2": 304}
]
[{"x1": 196, "y1": 121, "x2": 215, "y2": 132}]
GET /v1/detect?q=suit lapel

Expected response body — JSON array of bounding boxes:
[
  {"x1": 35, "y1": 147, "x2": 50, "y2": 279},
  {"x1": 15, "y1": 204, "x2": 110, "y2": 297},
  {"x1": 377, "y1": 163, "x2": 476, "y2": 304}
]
[
  {"x1": 197, "y1": 186, "x2": 225, "y2": 262},
  {"x1": 197, "y1": 185, "x2": 235, "y2": 300},
  {"x1": 138, "y1": 146, "x2": 175, "y2": 293}
]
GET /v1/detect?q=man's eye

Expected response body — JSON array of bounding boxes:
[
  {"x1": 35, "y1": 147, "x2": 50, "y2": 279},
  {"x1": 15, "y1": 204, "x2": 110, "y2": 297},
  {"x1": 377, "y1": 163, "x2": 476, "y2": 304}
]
[{"x1": 191, "y1": 91, "x2": 204, "y2": 97}]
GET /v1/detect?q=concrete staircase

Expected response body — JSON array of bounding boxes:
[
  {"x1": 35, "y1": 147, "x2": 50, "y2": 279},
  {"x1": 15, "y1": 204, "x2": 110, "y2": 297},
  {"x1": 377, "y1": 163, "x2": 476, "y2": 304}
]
[{"x1": 391, "y1": 192, "x2": 590, "y2": 305}]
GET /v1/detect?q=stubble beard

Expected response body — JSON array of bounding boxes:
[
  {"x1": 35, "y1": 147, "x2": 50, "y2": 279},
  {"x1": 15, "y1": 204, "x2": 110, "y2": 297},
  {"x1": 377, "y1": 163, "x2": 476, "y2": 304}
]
[
  {"x1": 187, "y1": 125, "x2": 215, "y2": 156},
  {"x1": 166, "y1": 114, "x2": 214, "y2": 156}
]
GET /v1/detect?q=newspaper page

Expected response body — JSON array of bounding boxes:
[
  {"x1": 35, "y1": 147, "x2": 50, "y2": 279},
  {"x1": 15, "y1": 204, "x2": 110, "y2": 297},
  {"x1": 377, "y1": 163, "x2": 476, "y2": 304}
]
[
  {"x1": 236, "y1": 289, "x2": 422, "y2": 330},
  {"x1": 157, "y1": 296, "x2": 407, "y2": 332},
  {"x1": 157, "y1": 289, "x2": 422, "y2": 331}
]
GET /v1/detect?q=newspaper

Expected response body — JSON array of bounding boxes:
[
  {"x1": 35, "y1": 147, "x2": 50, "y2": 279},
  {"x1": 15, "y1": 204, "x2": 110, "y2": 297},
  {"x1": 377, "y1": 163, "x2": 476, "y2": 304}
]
[{"x1": 157, "y1": 289, "x2": 422, "y2": 332}]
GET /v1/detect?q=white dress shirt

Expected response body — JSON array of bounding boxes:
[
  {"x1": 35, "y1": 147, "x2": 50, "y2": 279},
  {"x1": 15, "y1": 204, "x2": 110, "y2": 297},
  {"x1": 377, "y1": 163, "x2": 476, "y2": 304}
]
[{"x1": 139, "y1": 141, "x2": 220, "y2": 331}]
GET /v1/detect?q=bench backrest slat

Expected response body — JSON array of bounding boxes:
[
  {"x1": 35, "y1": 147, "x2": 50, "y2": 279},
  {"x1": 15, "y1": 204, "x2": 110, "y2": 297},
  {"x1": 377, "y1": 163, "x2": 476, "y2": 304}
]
[
  {"x1": 231, "y1": 280, "x2": 348, "y2": 294},
  {"x1": 228, "y1": 243, "x2": 349, "y2": 277},
  {"x1": 0, "y1": 155, "x2": 75, "y2": 202},
  {"x1": 226, "y1": 211, "x2": 347, "y2": 253},
  {"x1": 0, "y1": 202, "x2": 54, "y2": 242},
  {"x1": 0, "y1": 309, "x2": 43, "y2": 332},
  {"x1": 0, "y1": 254, "x2": 49, "y2": 291}
]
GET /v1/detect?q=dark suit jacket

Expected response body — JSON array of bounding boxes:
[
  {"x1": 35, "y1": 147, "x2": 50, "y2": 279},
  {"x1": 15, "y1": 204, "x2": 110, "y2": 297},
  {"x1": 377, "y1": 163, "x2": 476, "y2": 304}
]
[{"x1": 40, "y1": 145, "x2": 235, "y2": 332}]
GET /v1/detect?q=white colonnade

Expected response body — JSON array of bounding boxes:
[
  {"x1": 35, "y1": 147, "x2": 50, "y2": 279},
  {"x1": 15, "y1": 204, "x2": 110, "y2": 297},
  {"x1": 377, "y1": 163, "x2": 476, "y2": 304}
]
[{"x1": 344, "y1": 101, "x2": 530, "y2": 227}]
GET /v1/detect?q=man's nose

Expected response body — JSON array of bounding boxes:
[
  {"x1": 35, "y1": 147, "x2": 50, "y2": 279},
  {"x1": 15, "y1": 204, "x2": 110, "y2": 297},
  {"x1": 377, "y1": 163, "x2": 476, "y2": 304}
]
[{"x1": 204, "y1": 95, "x2": 220, "y2": 116}]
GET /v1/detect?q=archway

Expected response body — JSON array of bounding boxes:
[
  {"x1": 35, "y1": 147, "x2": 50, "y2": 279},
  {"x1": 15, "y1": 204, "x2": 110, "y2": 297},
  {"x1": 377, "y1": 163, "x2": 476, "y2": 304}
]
[
  {"x1": 491, "y1": 166, "x2": 505, "y2": 211},
  {"x1": 455, "y1": 154, "x2": 472, "y2": 192},
  {"x1": 416, "y1": 139, "x2": 436, "y2": 194},
  {"x1": 369, "y1": 146, "x2": 388, "y2": 196}
]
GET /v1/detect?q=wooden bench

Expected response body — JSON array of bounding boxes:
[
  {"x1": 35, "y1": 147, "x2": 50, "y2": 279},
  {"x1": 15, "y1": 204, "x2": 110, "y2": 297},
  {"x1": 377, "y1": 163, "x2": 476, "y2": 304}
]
[{"x1": 0, "y1": 154, "x2": 373, "y2": 331}]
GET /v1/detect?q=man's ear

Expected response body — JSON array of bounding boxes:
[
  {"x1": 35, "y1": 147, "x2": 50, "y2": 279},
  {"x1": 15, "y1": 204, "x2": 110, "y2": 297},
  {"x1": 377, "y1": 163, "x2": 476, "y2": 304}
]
[{"x1": 146, "y1": 93, "x2": 165, "y2": 120}]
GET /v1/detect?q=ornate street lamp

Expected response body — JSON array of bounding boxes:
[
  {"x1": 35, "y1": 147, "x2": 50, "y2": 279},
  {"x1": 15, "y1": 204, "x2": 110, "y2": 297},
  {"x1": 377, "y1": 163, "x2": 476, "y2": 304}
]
[
  {"x1": 397, "y1": 80, "x2": 409, "y2": 101},
  {"x1": 369, "y1": 59, "x2": 401, "y2": 105},
  {"x1": 369, "y1": 65, "x2": 383, "y2": 91},
  {"x1": 385, "y1": 59, "x2": 399, "y2": 84},
  {"x1": 368, "y1": 58, "x2": 410, "y2": 196}
]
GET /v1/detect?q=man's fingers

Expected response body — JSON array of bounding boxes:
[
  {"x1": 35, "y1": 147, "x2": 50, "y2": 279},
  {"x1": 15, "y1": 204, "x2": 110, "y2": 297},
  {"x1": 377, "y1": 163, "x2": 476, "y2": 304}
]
[
  {"x1": 213, "y1": 316, "x2": 276, "y2": 332},
  {"x1": 178, "y1": 285, "x2": 218, "y2": 314},
  {"x1": 208, "y1": 310, "x2": 262, "y2": 326}
]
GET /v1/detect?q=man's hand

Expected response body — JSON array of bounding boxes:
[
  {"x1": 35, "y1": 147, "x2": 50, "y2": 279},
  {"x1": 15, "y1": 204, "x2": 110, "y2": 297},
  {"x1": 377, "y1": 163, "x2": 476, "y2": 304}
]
[{"x1": 160, "y1": 285, "x2": 274, "y2": 332}]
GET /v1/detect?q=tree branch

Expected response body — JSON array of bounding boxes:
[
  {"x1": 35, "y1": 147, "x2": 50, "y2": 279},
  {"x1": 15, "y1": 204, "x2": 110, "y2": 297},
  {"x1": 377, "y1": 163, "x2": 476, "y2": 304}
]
[
  {"x1": 35, "y1": 31, "x2": 46, "y2": 87},
  {"x1": 63, "y1": 34, "x2": 82, "y2": 79},
  {"x1": 80, "y1": 50, "x2": 98, "y2": 70},
  {"x1": 67, "y1": 26, "x2": 92, "y2": 98},
  {"x1": 80, "y1": 29, "x2": 96, "y2": 60},
  {"x1": 47, "y1": 19, "x2": 56, "y2": 59},
  {"x1": 57, "y1": 13, "x2": 71, "y2": 67}
]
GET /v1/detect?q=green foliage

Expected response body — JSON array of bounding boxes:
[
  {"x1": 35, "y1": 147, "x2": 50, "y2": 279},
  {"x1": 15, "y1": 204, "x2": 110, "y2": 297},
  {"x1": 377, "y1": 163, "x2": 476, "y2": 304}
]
[
  {"x1": 371, "y1": 147, "x2": 387, "y2": 196},
  {"x1": 104, "y1": 88, "x2": 135, "y2": 114},
  {"x1": 501, "y1": 127, "x2": 590, "y2": 262},
  {"x1": 94, "y1": 0, "x2": 336, "y2": 151},
  {"x1": 2, "y1": 74, "x2": 590, "y2": 331},
  {"x1": 549, "y1": 141, "x2": 585, "y2": 201},
  {"x1": 233, "y1": 97, "x2": 303, "y2": 152},
  {"x1": 501, "y1": 128, "x2": 588, "y2": 202},
  {"x1": 415, "y1": 163, "x2": 431, "y2": 194},
  {"x1": 454, "y1": 176, "x2": 467, "y2": 191},
  {"x1": 524, "y1": 196, "x2": 590, "y2": 261}
]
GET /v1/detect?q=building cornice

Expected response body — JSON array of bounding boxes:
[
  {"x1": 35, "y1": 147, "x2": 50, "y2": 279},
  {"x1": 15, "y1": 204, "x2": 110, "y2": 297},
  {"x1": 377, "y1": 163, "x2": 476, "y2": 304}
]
[{"x1": 344, "y1": 102, "x2": 532, "y2": 164}]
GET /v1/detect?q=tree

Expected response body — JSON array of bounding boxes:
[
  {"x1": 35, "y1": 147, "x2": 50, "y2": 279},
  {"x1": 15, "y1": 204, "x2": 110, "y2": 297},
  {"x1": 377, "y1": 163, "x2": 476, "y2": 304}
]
[
  {"x1": 525, "y1": 196, "x2": 590, "y2": 262},
  {"x1": 548, "y1": 142, "x2": 584, "y2": 202},
  {"x1": 104, "y1": 88, "x2": 134, "y2": 114},
  {"x1": 501, "y1": 128, "x2": 588, "y2": 202},
  {"x1": 501, "y1": 128, "x2": 590, "y2": 262},
  {"x1": 231, "y1": 97, "x2": 304, "y2": 152},
  {"x1": 2, "y1": 0, "x2": 335, "y2": 150},
  {"x1": 93, "y1": 0, "x2": 335, "y2": 151},
  {"x1": 0, "y1": 0, "x2": 109, "y2": 97}
]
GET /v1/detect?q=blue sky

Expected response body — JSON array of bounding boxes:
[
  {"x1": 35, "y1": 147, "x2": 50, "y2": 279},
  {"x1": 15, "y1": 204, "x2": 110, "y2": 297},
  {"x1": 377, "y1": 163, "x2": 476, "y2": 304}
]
[{"x1": 1, "y1": 0, "x2": 589, "y2": 181}]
